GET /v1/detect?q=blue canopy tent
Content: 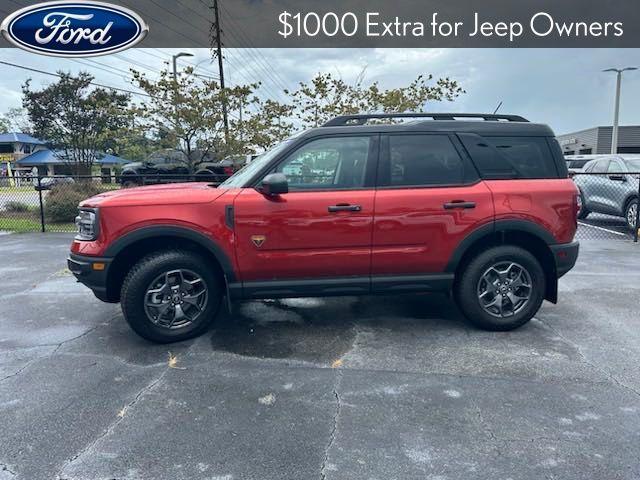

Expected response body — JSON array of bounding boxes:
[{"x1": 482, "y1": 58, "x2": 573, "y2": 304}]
[{"x1": 16, "y1": 150, "x2": 131, "y2": 176}]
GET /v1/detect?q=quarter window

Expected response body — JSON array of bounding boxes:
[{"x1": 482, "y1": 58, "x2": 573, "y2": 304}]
[
  {"x1": 592, "y1": 160, "x2": 609, "y2": 173},
  {"x1": 273, "y1": 136, "x2": 371, "y2": 190},
  {"x1": 386, "y1": 135, "x2": 468, "y2": 186},
  {"x1": 608, "y1": 161, "x2": 624, "y2": 173},
  {"x1": 482, "y1": 137, "x2": 558, "y2": 179}
]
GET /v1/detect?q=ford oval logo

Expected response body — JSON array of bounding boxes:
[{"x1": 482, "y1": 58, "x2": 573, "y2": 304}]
[{"x1": 1, "y1": 1, "x2": 148, "y2": 57}]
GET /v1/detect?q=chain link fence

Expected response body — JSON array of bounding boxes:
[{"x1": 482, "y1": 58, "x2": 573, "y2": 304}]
[
  {"x1": 572, "y1": 171, "x2": 640, "y2": 242},
  {"x1": 0, "y1": 173, "x2": 638, "y2": 241},
  {"x1": 0, "y1": 175, "x2": 219, "y2": 233}
]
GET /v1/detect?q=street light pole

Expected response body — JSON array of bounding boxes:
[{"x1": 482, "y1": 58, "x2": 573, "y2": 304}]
[
  {"x1": 172, "y1": 52, "x2": 194, "y2": 84},
  {"x1": 603, "y1": 67, "x2": 638, "y2": 154}
]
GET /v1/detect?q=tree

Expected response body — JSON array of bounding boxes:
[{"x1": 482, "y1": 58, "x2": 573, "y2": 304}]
[
  {"x1": 2, "y1": 107, "x2": 33, "y2": 134},
  {"x1": 234, "y1": 99, "x2": 294, "y2": 152},
  {"x1": 132, "y1": 67, "x2": 232, "y2": 172},
  {"x1": 285, "y1": 73, "x2": 465, "y2": 128},
  {"x1": 0, "y1": 116, "x2": 9, "y2": 134},
  {"x1": 22, "y1": 72, "x2": 132, "y2": 175}
]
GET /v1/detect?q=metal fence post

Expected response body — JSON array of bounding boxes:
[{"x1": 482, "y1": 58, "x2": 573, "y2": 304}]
[
  {"x1": 635, "y1": 179, "x2": 640, "y2": 243},
  {"x1": 37, "y1": 176, "x2": 45, "y2": 233}
]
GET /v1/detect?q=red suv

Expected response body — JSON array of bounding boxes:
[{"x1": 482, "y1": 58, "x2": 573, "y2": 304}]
[{"x1": 68, "y1": 113, "x2": 580, "y2": 343}]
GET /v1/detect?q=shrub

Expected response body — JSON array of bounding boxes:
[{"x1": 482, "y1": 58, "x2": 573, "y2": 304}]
[
  {"x1": 4, "y1": 201, "x2": 31, "y2": 213},
  {"x1": 44, "y1": 182, "x2": 103, "y2": 223}
]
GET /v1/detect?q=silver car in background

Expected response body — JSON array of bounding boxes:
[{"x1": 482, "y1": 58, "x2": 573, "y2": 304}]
[{"x1": 573, "y1": 155, "x2": 640, "y2": 230}]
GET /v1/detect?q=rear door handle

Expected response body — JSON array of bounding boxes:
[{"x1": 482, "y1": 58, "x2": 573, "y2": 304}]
[
  {"x1": 443, "y1": 201, "x2": 476, "y2": 210},
  {"x1": 328, "y1": 204, "x2": 362, "y2": 212}
]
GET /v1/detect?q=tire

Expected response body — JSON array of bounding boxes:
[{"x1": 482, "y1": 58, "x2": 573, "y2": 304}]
[
  {"x1": 120, "y1": 250, "x2": 222, "y2": 343},
  {"x1": 624, "y1": 198, "x2": 638, "y2": 231},
  {"x1": 454, "y1": 245, "x2": 546, "y2": 331},
  {"x1": 577, "y1": 190, "x2": 590, "y2": 219},
  {"x1": 122, "y1": 178, "x2": 140, "y2": 188}
]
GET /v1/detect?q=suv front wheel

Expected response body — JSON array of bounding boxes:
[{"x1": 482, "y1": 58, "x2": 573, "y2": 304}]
[
  {"x1": 455, "y1": 245, "x2": 545, "y2": 331},
  {"x1": 121, "y1": 250, "x2": 222, "y2": 343}
]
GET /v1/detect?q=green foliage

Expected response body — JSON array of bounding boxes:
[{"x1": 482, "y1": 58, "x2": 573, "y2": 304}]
[
  {"x1": 285, "y1": 72, "x2": 465, "y2": 128},
  {"x1": 4, "y1": 201, "x2": 31, "y2": 213},
  {"x1": 0, "y1": 115, "x2": 9, "y2": 134},
  {"x1": 22, "y1": 72, "x2": 133, "y2": 173},
  {"x1": 44, "y1": 182, "x2": 102, "y2": 223}
]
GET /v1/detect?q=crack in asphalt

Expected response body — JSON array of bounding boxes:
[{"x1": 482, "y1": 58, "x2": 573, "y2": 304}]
[
  {"x1": 320, "y1": 367, "x2": 343, "y2": 480},
  {"x1": 56, "y1": 366, "x2": 169, "y2": 480},
  {"x1": 0, "y1": 323, "x2": 104, "y2": 385},
  {"x1": 55, "y1": 339, "x2": 199, "y2": 480},
  {"x1": 538, "y1": 318, "x2": 640, "y2": 400},
  {"x1": 0, "y1": 463, "x2": 16, "y2": 477}
]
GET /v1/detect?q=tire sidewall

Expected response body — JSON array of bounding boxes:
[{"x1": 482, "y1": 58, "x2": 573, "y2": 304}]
[
  {"x1": 625, "y1": 199, "x2": 638, "y2": 230},
  {"x1": 456, "y1": 246, "x2": 546, "y2": 331},
  {"x1": 577, "y1": 190, "x2": 589, "y2": 219},
  {"x1": 121, "y1": 252, "x2": 221, "y2": 343}
]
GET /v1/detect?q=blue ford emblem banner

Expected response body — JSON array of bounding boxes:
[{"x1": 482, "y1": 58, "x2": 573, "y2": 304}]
[{"x1": 0, "y1": 1, "x2": 148, "y2": 57}]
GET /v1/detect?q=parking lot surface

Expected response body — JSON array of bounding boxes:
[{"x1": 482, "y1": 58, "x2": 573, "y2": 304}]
[{"x1": 1, "y1": 234, "x2": 639, "y2": 480}]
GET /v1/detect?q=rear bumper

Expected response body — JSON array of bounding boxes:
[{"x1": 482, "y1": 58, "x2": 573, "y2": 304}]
[
  {"x1": 550, "y1": 241, "x2": 580, "y2": 278},
  {"x1": 67, "y1": 253, "x2": 113, "y2": 302}
]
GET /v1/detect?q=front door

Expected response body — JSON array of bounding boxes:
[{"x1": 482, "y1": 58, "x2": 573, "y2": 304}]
[
  {"x1": 371, "y1": 133, "x2": 494, "y2": 289},
  {"x1": 233, "y1": 135, "x2": 379, "y2": 290}
]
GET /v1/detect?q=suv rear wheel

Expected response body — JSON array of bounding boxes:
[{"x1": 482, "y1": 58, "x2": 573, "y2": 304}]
[
  {"x1": 121, "y1": 250, "x2": 222, "y2": 343},
  {"x1": 454, "y1": 245, "x2": 545, "y2": 331}
]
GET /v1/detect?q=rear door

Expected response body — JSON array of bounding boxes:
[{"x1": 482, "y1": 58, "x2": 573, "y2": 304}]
[
  {"x1": 605, "y1": 159, "x2": 630, "y2": 215},
  {"x1": 371, "y1": 133, "x2": 494, "y2": 290},
  {"x1": 584, "y1": 159, "x2": 610, "y2": 213}
]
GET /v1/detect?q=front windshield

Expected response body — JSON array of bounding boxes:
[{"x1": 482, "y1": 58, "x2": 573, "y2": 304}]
[{"x1": 219, "y1": 139, "x2": 294, "y2": 188}]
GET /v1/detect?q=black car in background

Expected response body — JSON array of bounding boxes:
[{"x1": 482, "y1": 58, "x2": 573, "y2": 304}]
[{"x1": 118, "y1": 153, "x2": 240, "y2": 187}]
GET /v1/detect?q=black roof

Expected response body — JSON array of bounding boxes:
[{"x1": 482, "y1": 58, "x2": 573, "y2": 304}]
[{"x1": 303, "y1": 113, "x2": 555, "y2": 138}]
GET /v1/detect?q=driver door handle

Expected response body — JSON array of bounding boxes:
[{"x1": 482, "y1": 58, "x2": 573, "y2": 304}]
[{"x1": 328, "y1": 204, "x2": 362, "y2": 212}]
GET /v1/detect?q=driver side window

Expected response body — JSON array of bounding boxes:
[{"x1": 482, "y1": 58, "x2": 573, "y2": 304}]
[{"x1": 272, "y1": 136, "x2": 371, "y2": 190}]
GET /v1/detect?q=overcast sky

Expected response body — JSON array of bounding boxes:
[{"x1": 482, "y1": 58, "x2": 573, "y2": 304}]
[{"x1": 1, "y1": 48, "x2": 639, "y2": 135}]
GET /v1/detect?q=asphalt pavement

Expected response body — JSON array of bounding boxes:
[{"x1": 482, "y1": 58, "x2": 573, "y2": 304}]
[{"x1": 1, "y1": 234, "x2": 639, "y2": 480}]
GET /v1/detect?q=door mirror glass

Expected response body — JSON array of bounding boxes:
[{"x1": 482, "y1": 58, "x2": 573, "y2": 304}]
[{"x1": 260, "y1": 173, "x2": 289, "y2": 196}]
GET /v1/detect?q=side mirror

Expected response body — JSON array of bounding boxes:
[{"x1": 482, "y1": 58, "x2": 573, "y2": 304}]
[
  {"x1": 608, "y1": 174, "x2": 626, "y2": 182},
  {"x1": 260, "y1": 173, "x2": 288, "y2": 196}
]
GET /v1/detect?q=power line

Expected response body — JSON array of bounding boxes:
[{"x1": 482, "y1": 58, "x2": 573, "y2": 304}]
[
  {"x1": 217, "y1": 1, "x2": 290, "y2": 91},
  {"x1": 0, "y1": 60, "x2": 154, "y2": 99}
]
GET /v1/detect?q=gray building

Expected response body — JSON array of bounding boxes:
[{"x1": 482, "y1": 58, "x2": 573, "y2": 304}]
[{"x1": 557, "y1": 126, "x2": 640, "y2": 155}]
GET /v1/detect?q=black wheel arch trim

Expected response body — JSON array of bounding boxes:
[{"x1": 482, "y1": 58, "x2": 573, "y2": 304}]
[
  {"x1": 445, "y1": 219, "x2": 557, "y2": 273},
  {"x1": 103, "y1": 225, "x2": 237, "y2": 282}
]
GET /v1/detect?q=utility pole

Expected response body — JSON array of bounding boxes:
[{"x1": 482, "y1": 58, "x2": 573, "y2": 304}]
[
  {"x1": 211, "y1": 0, "x2": 229, "y2": 143},
  {"x1": 603, "y1": 67, "x2": 637, "y2": 154}
]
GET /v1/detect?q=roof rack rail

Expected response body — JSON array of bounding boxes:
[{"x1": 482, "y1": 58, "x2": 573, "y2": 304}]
[{"x1": 323, "y1": 113, "x2": 529, "y2": 127}]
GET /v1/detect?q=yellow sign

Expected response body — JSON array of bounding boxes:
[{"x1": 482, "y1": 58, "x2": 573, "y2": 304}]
[{"x1": 0, "y1": 154, "x2": 13, "y2": 162}]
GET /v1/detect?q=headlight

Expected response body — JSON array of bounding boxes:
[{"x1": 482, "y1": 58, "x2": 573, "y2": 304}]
[{"x1": 75, "y1": 208, "x2": 99, "y2": 241}]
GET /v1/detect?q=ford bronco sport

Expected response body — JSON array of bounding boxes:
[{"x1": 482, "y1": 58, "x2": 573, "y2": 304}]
[{"x1": 68, "y1": 113, "x2": 580, "y2": 343}]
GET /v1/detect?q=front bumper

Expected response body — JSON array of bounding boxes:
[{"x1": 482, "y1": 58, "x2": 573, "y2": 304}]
[
  {"x1": 550, "y1": 241, "x2": 580, "y2": 278},
  {"x1": 67, "y1": 253, "x2": 113, "y2": 302}
]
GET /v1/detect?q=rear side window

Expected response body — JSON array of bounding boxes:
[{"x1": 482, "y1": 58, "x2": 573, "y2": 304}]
[
  {"x1": 458, "y1": 134, "x2": 560, "y2": 179},
  {"x1": 382, "y1": 134, "x2": 473, "y2": 187},
  {"x1": 592, "y1": 159, "x2": 609, "y2": 173}
]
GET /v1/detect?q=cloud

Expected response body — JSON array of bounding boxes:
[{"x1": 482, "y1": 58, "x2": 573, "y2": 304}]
[{"x1": 1, "y1": 48, "x2": 639, "y2": 134}]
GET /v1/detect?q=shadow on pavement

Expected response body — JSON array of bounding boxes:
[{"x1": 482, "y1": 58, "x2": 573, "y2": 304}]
[{"x1": 210, "y1": 293, "x2": 468, "y2": 363}]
